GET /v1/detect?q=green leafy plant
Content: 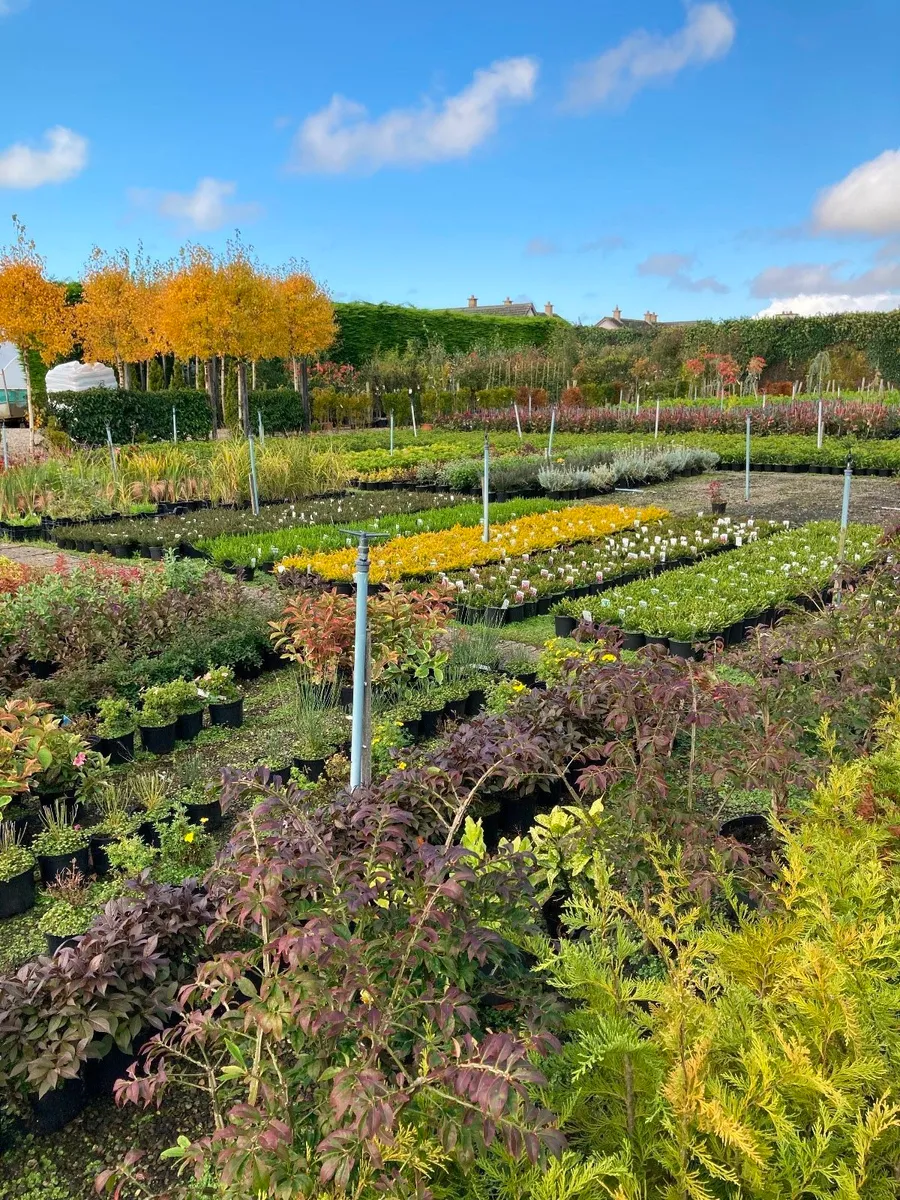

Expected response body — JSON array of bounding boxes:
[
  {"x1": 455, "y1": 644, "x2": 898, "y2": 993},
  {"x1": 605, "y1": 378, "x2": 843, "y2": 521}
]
[
  {"x1": 196, "y1": 665, "x2": 240, "y2": 704},
  {"x1": 31, "y1": 801, "x2": 89, "y2": 857},
  {"x1": 95, "y1": 697, "x2": 136, "y2": 739},
  {"x1": 0, "y1": 821, "x2": 35, "y2": 883},
  {"x1": 37, "y1": 867, "x2": 104, "y2": 939}
]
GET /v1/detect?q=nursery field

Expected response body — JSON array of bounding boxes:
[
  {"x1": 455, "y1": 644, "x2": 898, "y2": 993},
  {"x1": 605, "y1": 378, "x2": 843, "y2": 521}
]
[{"x1": 2, "y1": 426, "x2": 900, "y2": 1199}]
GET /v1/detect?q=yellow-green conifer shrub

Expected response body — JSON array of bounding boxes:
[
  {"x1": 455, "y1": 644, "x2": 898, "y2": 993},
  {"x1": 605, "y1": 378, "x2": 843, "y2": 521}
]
[{"x1": 469, "y1": 702, "x2": 900, "y2": 1200}]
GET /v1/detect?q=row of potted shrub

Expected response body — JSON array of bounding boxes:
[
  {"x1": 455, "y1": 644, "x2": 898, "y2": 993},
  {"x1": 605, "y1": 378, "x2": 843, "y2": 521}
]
[{"x1": 553, "y1": 520, "x2": 881, "y2": 655}]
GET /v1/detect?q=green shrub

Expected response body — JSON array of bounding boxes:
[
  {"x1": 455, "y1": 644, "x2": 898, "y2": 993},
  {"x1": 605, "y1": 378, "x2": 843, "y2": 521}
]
[{"x1": 45, "y1": 388, "x2": 212, "y2": 444}]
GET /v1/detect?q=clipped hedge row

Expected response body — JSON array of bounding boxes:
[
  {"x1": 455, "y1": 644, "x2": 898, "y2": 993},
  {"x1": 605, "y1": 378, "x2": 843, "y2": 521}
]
[{"x1": 46, "y1": 389, "x2": 213, "y2": 445}]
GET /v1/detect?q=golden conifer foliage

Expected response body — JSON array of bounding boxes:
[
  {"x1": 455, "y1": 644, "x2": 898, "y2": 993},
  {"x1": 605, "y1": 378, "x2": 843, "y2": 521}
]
[{"x1": 0, "y1": 217, "x2": 72, "y2": 453}]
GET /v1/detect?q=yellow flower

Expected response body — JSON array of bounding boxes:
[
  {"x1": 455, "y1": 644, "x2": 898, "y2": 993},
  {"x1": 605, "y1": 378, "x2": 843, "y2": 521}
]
[
  {"x1": 200, "y1": 817, "x2": 209, "y2": 824},
  {"x1": 183, "y1": 831, "x2": 195, "y2": 843},
  {"x1": 602, "y1": 653, "x2": 617, "y2": 662},
  {"x1": 360, "y1": 988, "x2": 375, "y2": 1006},
  {"x1": 397, "y1": 761, "x2": 407, "y2": 770}
]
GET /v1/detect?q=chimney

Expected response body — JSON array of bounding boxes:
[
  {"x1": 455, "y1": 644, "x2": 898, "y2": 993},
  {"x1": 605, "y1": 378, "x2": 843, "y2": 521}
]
[
  {"x1": 544, "y1": 301, "x2": 554, "y2": 317},
  {"x1": 467, "y1": 294, "x2": 478, "y2": 308},
  {"x1": 612, "y1": 305, "x2": 621, "y2": 321},
  {"x1": 504, "y1": 296, "x2": 513, "y2": 306},
  {"x1": 644, "y1": 310, "x2": 658, "y2": 325}
]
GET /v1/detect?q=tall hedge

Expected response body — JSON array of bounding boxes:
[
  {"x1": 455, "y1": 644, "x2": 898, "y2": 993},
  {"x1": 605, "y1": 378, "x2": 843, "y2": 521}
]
[
  {"x1": 331, "y1": 302, "x2": 559, "y2": 366},
  {"x1": 46, "y1": 389, "x2": 212, "y2": 444}
]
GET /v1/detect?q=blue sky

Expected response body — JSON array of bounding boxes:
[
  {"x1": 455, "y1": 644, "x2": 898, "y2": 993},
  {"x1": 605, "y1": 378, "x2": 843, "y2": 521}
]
[{"x1": 3, "y1": 0, "x2": 899, "y2": 326}]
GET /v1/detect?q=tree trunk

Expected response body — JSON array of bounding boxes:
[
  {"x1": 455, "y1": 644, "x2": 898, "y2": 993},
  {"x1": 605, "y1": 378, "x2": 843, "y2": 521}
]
[
  {"x1": 251, "y1": 360, "x2": 257, "y2": 390},
  {"x1": 205, "y1": 358, "x2": 219, "y2": 439},
  {"x1": 300, "y1": 358, "x2": 310, "y2": 432},
  {"x1": 23, "y1": 353, "x2": 34, "y2": 457},
  {"x1": 123, "y1": 361, "x2": 132, "y2": 390},
  {"x1": 238, "y1": 361, "x2": 250, "y2": 437},
  {"x1": 291, "y1": 356, "x2": 300, "y2": 392}
]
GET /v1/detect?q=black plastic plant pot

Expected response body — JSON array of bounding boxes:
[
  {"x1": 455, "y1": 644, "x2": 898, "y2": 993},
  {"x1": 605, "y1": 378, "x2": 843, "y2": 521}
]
[
  {"x1": 720, "y1": 813, "x2": 770, "y2": 844},
  {"x1": 24, "y1": 657, "x2": 55, "y2": 680},
  {"x1": 148, "y1": 546, "x2": 165, "y2": 561},
  {"x1": 498, "y1": 794, "x2": 542, "y2": 840},
  {"x1": 112, "y1": 544, "x2": 133, "y2": 558},
  {"x1": 30, "y1": 1075, "x2": 87, "y2": 1135},
  {"x1": 0, "y1": 866, "x2": 36, "y2": 918},
  {"x1": 465, "y1": 688, "x2": 486, "y2": 717},
  {"x1": 334, "y1": 581, "x2": 354, "y2": 596},
  {"x1": 208, "y1": 698, "x2": 244, "y2": 728},
  {"x1": 554, "y1": 614, "x2": 577, "y2": 638},
  {"x1": 140, "y1": 721, "x2": 178, "y2": 755},
  {"x1": 483, "y1": 606, "x2": 508, "y2": 626},
  {"x1": 621, "y1": 631, "x2": 645, "y2": 651},
  {"x1": 269, "y1": 764, "x2": 294, "y2": 785},
  {"x1": 505, "y1": 604, "x2": 525, "y2": 623},
  {"x1": 523, "y1": 600, "x2": 537, "y2": 619},
  {"x1": 38, "y1": 845, "x2": 91, "y2": 886},
  {"x1": 444, "y1": 698, "x2": 468, "y2": 719},
  {"x1": 46, "y1": 932, "x2": 80, "y2": 956},
  {"x1": 401, "y1": 717, "x2": 421, "y2": 739},
  {"x1": 138, "y1": 820, "x2": 161, "y2": 847},
  {"x1": 644, "y1": 636, "x2": 669, "y2": 651},
  {"x1": 185, "y1": 799, "x2": 223, "y2": 830},
  {"x1": 339, "y1": 686, "x2": 354, "y2": 709},
  {"x1": 88, "y1": 828, "x2": 118, "y2": 872},
  {"x1": 711, "y1": 501, "x2": 727, "y2": 514},
  {"x1": 419, "y1": 709, "x2": 442, "y2": 738},
  {"x1": 175, "y1": 709, "x2": 204, "y2": 741},
  {"x1": 98, "y1": 729, "x2": 134, "y2": 765},
  {"x1": 725, "y1": 619, "x2": 746, "y2": 646},
  {"x1": 515, "y1": 671, "x2": 538, "y2": 689},
  {"x1": 295, "y1": 757, "x2": 327, "y2": 783},
  {"x1": 536, "y1": 595, "x2": 554, "y2": 615},
  {"x1": 668, "y1": 640, "x2": 697, "y2": 661}
]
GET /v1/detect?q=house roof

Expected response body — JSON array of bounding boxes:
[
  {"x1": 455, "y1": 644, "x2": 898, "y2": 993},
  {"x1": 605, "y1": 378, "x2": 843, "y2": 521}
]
[{"x1": 446, "y1": 302, "x2": 539, "y2": 317}]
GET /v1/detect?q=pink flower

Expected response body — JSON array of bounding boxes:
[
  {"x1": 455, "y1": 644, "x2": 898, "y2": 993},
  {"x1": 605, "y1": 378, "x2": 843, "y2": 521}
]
[{"x1": 73, "y1": 752, "x2": 86, "y2": 767}]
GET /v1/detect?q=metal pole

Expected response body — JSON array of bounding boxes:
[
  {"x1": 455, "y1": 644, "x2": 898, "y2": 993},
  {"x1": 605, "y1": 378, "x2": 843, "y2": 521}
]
[
  {"x1": 105, "y1": 423, "x2": 118, "y2": 482},
  {"x1": 409, "y1": 389, "x2": 417, "y2": 438},
  {"x1": 389, "y1": 409, "x2": 394, "y2": 455},
  {"x1": 817, "y1": 396, "x2": 824, "y2": 450},
  {"x1": 482, "y1": 434, "x2": 490, "y2": 544},
  {"x1": 635, "y1": 391, "x2": 640, "y2": 416},
  {"x1": 513, "y1": 402, "x2": 522, "y2": 439},
  {"x1": 172, "y1": 405, "x2": 178, "y2": 443},
  {"x1": 654, "y1": 399, "x2": 660, "y2": 440},
  {"x1": 350, "y1": 534, "x2": 371, "y2": 790},
  {"x1": 547, "y1": 406, "x2": 556, "y2": 459},
  {"x1": 745, "y1": 414, "x2": 751, "y2": 502},
  {"x1": 248, "y1": 434, "x2": 260, "y2": 515},
  {"x1": 257, "y1": 409, "x2": 265, "y2": 446},
  {"x1": 838, "y1": 459, "x2": 852, "y2": 560},
  {"x1": 1, "y1": 423, "x2": 8, "y2": 470}
]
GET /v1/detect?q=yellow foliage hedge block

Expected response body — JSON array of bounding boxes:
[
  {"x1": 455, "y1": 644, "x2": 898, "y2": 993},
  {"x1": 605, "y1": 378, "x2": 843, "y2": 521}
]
[{"x1": 280, "y1": 503, "x2": 669, "y2": 582}]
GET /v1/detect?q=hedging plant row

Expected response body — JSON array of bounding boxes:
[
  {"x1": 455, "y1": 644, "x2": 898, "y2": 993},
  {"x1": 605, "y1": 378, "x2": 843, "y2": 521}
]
[{"x1": 561, "y1": 520, "x2": 880, "y2": 648}]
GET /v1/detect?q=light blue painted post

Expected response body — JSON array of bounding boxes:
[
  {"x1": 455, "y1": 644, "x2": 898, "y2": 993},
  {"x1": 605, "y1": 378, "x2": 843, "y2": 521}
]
[
  {"x1": 258, "y1": 409, "x2": 265, "y2": 445},
  {"x1": 744, "y1": 415, "x2": 751, "y2": 502},
  {"x1": 409, "y1": 389, "x2": 417, "y2": 438},
  {"x1": 172, "y1": 406, "x2": 178, "y2": 443},
  {"x1": 547, "y1": 406, "x2": 556, "y2": 459},
  {"x1": 635, "y1": 391, "x2": 640, "y2": 416},
  {"x1": 838, "y1": 458, "x2": 853, "y2": 559},
  {"x1": 1, "y1": 424, "x2": 8, "y2": 470},
  {"x1": 513, "y1": 402, "x2": 522, "y2": 439},
  {"x1": 816, "y1": 397, "x2": 824, "y2": 450},
  {"x1": 248, "y1": 434, "x2": 260, "y2": 515},
  {"x1": 482, "y1": 434, "x2": 490, "y2": 543},
  {"x1": 389, "y1": 409, "x2": 394, "y2": 455},
  {"x1": 349, "y1": 534, "x2": 370, "y2": 790},
  {"x1": 105, "y1": 424, "x2": 118, "y2": 482},
  {"x1": 654, "y1": 400, "x2": 660, "y2": 440}
]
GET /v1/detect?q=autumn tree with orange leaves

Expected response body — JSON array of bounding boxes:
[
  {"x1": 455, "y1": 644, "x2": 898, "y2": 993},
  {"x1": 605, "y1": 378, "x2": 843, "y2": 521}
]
[
  {"x1": 274, "y1": 263, "x2": 336, "y2": 430},
  {"x1": 156, "y1": 245, "x2": 222, "y2": 433},
  {"x1": 0, "y1": 218, "x2": 72, "y2": 454},
  {"x1": 77, "y1": 247, "x2": 159, "y2": 389}
]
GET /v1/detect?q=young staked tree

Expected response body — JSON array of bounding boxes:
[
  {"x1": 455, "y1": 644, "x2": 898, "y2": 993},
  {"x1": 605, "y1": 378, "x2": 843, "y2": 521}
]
[
  {"x1": 212, "y1": 239, "x2": 277, "y2": 436},
  {"x1": 157, "y1": 245, "x2": 221, "y2": 434},
  {"x1": 0, "y1": 218, "x2": 72, "y2": 454},
  {"x1": 77, "y1": 247, "x2": 155, "y2": 389},
  {"x1": 274, "y1": 262, "x2": 336, "y2": 431}
]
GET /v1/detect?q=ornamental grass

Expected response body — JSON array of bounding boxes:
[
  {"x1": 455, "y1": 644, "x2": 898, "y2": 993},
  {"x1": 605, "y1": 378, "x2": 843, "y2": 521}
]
[{"x1": 281, "y1": 503, "x2": 668, "y2": 582}]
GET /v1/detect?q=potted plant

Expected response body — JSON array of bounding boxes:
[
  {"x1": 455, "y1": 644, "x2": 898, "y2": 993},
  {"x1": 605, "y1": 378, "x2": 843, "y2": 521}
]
[
  {"x1": 155, "y1": 814, "x2": 215, "y2": 885},
  {"x1": 177, "y1": 782, "x2": 223, "y2": 830},
  {"x1": 199, "y1": 666, "x2": 244, "y2": 728},
  {"x1": 291, "y1": 679, "x2": 342, "y2": 781},
  {"x1": 0, "y1": 821, "x2": 36, "y2": 918},
  {"x1": 32, "y1": 800, "x2": 91, "y2": 885},
  {"x1": 38, "y1": 867, "x2": 103, "y2": 955},
  {"x1": 87, "y1": 785, "x2": 140, "y2": 876},
  {"x1": 138, "y1": 684, "x2": 181, "y2": 755},
  {"x1": 130, "y1": 772, "x2": 174, "y2": 846},
  {"x1": 95, "y1": 698, "x2": 136, "y2": 765},
  {"x1": 707, "y1": 479, "x2": 727, "y2": 514},
  {"x1": 165, "y1": 679, "x2": 205, "y2": 742}
]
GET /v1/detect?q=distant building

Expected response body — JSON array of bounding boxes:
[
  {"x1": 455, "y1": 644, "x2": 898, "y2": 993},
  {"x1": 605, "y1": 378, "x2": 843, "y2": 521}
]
[
  {"x1": 595, "y1": 307, "x2": 697, "y2": 331},
  {"x1": 446, "y1": 295, "x2": 560, "y2": 318}
]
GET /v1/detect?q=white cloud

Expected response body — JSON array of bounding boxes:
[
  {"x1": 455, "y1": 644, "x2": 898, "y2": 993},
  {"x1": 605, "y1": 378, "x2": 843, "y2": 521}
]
[
  {"x1": 291, "y1": 57, "x2": 538, "y2": 174},
  {"x1": 567, "y1": 2, "x2": 735, "y2": 110},
  {"x1": 756, "y1": 293, "x2": 900, "y2": 317},
  {"x1": 638, "y1": 250, "x2": 729, "y2": 293},
  {"x1": 134, "y1": 177, "x2": 262, "y2": 232},
  {"x1": 0, "y1": 126, "x2": 88, "y2": 188},
  {"x1": 0, "y1": 0, "x2": 30, "y2": 15},
  {"x1": 814, "y1": 150, "x2": 900, "y2": 237},
  {"x1": 750, "y1": 259, "x2": 900, "y2": 299}
]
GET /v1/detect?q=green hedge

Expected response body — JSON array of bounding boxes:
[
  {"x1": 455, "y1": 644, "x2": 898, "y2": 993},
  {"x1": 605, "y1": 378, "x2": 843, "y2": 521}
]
[
  {"x1": 46, "y1": 389, "x2": 212, "y2": 444},
  {"x1": 332, "y1": 302, "x2": 559, "y2": 366}
]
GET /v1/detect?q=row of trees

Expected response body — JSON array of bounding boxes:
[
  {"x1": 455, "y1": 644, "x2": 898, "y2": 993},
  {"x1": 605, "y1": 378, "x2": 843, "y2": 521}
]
[{"x1": 0, "y1": 219, "x2": 335, "y2": 450}]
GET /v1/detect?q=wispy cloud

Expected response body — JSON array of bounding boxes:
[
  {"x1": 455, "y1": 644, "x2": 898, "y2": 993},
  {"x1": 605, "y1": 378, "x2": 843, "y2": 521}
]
[
  {"x1": 566, "y1": 2, "x2": 735, "y2": 111},
  {"x1": 579, "y1": 235, "x2": 627, "y2": 253},
  {"x1": 814, "y1": 149, "x2": 900, "y2": 237},
  {"x1": 525, "y1": 237, "x2": 560, "y2": 256},
  {"x1": 130, "y1": 177, "x2": 262, "y2": 232},
  {"x1": 638, "y1": 251, "x2": 729, "y2": 293},
  {"x1": 0, "y1": 126, "x2": 88, "y2": 188},
  {"x1": 750, "y1": 257, "x2": 900, "y2": 299},
  {"x1": 290, "y1": 57, "x2": 538, "y2": 174}
]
